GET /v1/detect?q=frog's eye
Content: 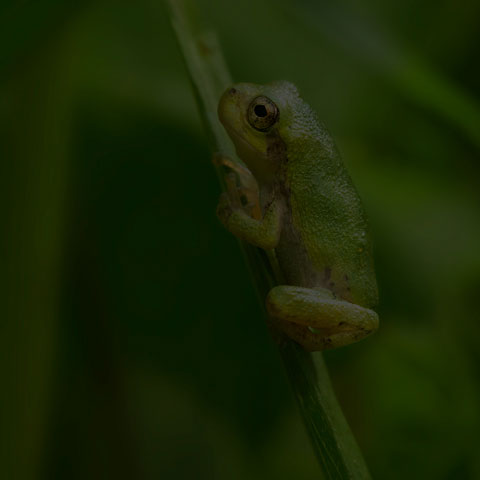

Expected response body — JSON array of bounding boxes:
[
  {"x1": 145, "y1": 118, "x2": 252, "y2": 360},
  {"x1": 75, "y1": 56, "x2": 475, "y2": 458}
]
[{"x1": 247, "y1": 96, "x2": 279, "y2": 131}]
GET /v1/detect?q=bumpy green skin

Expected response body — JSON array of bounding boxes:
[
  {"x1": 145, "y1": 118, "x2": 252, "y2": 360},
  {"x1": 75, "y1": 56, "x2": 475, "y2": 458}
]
[{"x1": 217, "y1": 81, "x2": 378, "y2": 351}]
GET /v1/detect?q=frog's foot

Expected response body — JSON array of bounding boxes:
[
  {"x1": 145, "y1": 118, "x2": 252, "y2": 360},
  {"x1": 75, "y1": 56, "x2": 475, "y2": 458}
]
[
  {"x1": 212, "y1": 152, "x2": 253, "y2": 181},
  {"x1": 216, "y1": 191, "x2": 234, "y2": 225},
  {"x1": 266, "y1": 285, "x2": 378, "y2": 351},
  {"x1": 213, "y1": 153, "x2": 261, "y2": 219}
]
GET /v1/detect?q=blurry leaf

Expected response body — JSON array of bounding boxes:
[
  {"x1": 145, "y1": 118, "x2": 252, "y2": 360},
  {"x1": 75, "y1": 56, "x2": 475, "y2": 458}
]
[
  {"x1": 0, "y1": 25, "x2": 76, "y2": 480},
  {"x1": 285, "y1": 0, "x2": 480, "y2": 150},
  {"x1": 0, "y1": 0, "x2": 92, "y2": 76}
]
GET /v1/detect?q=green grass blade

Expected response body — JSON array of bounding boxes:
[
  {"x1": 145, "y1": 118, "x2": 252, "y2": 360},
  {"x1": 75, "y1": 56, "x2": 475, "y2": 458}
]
[{"x1": 165, "y1": 1, "x2": 372, "y2": 477}]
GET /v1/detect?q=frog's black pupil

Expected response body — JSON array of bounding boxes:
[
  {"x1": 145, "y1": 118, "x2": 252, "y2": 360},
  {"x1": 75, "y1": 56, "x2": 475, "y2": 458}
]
[{"x1": 254, "y1": 104, "x2": 268, "y2": 117}]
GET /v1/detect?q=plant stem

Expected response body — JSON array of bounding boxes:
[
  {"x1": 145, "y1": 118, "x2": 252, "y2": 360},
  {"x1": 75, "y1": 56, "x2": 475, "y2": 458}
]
[{"x1": 166, "y1": 1, "x2": 372, "y2": 478}]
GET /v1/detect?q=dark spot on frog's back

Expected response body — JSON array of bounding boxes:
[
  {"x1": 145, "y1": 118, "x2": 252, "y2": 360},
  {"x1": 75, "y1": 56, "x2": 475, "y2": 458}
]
[{"x1": 229, "y1": 88, "x2": 237, "y2": 95}]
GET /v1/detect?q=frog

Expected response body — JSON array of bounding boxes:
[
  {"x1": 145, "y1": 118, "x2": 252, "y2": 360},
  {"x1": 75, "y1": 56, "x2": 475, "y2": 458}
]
[{"x1": 216, "y1": 81, "x2": 378, "y2": 351}]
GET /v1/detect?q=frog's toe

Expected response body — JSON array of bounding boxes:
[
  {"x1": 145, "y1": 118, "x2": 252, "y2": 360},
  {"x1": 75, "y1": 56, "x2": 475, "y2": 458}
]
[
  {"x1": 270, "y1": 317, "x2": 375, "y2": 352},
  {"x1": 216, "y1": 193, "x2": 234, "y2": 223}
]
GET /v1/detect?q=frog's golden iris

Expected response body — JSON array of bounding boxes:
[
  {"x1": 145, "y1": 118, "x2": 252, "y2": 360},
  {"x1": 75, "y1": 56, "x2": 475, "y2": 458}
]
[{"x1": 247, "y1": 96, "x2": 279, "y2": 131}]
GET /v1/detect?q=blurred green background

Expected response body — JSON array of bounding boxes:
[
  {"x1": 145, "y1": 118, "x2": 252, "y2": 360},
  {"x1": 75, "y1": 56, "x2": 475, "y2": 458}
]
[{"x1": 1, "y1": 0, "x2": 480, "y2": 479}]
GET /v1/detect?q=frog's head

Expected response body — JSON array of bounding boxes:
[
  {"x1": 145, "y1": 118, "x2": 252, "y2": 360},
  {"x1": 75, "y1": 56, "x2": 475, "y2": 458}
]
[{"x1": 218, "y1": 81, "x2": 308, "y2": 184}]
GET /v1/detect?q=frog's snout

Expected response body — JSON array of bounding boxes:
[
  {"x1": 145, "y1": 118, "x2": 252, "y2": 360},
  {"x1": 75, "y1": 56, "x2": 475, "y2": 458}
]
[{"x1": 218, "y1": 87, "x2": 241, "y2": 128}]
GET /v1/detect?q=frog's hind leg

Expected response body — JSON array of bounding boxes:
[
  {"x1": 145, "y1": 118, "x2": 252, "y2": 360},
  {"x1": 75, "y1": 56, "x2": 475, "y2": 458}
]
[
  {"x1": 269, "y1": 319, "x2": 370, "y2": 352},
  {"x1": 266, "y1": 285, "x2": 378, "y2": 351}
]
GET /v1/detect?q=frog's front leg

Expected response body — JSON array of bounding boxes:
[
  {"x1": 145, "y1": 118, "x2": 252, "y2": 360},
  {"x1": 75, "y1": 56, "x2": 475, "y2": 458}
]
[
  {"x1": 216, "y1": 193, "x2": 282, "y2": 250},
  {"x1": 266, "y1": 286, "x2": 378, "y2": 351},
  {"x1": 213, "y1": 153, "x2": 261, "y2": 220}
]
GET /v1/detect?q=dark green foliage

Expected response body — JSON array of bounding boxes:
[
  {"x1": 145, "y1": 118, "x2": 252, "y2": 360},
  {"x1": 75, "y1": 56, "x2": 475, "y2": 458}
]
[{"x1": 1, "y1": 0, "x2": 479, "y2": 479}]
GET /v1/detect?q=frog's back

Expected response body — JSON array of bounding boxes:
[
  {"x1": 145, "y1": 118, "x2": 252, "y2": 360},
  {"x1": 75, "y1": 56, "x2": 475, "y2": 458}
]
[{"x1": 276, "y1": 103, "x2": 378, "y2": 309}]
